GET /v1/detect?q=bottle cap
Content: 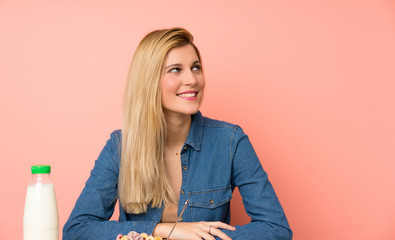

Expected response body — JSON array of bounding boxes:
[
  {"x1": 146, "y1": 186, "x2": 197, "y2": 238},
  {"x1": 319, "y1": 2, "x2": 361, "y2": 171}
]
[{"x1": 31, "y1": 165, "x2": 51, "y2": 174}]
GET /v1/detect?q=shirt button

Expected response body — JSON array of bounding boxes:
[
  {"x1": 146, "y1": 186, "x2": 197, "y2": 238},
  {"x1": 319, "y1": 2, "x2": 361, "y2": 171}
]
[
  {"x1": 179, "y1": 217, "x2": 183, "y2": 222},
  {"x1": 183, "y1": 166, "x2": 187, "y2": 171},
  {"x1": 181, "y1": 190, "x2": 185, "y2": 194},
  {"x1": 209, "y1": 199, "x2": 214, "y2": 204},
  {"x1": 183, "y1": 146, "x2": 188, "y2": 150}
]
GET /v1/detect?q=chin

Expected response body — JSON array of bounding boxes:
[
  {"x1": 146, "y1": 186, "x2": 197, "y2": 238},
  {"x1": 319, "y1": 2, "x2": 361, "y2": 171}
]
[
  {"x1": 181, "y1": 108, "x2": 200, "y2": 115},
  {"x1": 176, "y1": 103, "x2": 201, "y2": 115}
]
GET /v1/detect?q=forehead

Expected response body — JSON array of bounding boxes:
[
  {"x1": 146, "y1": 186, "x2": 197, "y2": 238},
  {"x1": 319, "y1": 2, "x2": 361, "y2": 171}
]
[{"x1": 165, "y1": 44, "x2": 199, "y2": 64}]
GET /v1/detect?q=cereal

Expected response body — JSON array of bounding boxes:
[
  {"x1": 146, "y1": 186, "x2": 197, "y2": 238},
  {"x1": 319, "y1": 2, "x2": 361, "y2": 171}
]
[{"x1": 116, "y1": 231, "x2": 162, "y2": 240}]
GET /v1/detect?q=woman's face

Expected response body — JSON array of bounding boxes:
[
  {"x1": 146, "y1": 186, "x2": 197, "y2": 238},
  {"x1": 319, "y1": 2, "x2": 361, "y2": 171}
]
[{"x1": 161, "y1": 44, "x2": 205, "y2": 118}]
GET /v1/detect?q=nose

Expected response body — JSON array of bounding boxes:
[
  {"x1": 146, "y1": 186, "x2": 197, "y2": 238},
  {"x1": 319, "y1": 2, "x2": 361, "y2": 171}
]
[{"x1": 182, "y1": 69, "x2": 198, "y2": 86}]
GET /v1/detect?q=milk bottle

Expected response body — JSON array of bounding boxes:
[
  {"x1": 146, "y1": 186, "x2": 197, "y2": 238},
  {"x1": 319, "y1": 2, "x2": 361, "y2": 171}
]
[{"x1": 23, "y1": 165, "x2": 59, "y2": 240}]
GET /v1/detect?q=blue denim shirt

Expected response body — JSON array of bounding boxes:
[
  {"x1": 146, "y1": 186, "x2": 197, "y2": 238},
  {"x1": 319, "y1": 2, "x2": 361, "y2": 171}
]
[{"x1": 63, "y1": 112, "x2": 292, "y2": 240}]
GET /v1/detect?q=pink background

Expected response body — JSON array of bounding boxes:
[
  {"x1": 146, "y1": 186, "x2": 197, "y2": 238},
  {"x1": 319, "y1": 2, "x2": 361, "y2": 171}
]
[{"x1": 1, "y1": 0, "x2": 394, "y2": 239}]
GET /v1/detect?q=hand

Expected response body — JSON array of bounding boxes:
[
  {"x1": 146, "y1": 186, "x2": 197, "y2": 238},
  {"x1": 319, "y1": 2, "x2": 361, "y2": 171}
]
[{"x1": 154, "y1": 221, "x2": 236, "y2": 240}]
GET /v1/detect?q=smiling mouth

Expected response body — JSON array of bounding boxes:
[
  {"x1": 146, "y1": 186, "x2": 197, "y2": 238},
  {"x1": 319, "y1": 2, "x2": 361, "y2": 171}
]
[{"x1": 176, "y1": 92, "x2": 198, "y2": 98}]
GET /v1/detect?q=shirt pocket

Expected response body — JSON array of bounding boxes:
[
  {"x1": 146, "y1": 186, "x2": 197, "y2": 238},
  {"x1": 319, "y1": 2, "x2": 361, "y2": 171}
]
[{"x1": 189, "y1": 186, "x2": 232, "y2": 222}]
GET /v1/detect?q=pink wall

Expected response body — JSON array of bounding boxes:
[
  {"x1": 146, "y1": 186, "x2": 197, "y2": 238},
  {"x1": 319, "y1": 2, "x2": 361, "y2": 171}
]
[{"x1": 1, "y1": 0, "x2": 394, "y2": 239}]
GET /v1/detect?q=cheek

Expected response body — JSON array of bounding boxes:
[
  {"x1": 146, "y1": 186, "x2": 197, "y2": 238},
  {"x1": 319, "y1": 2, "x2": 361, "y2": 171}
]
[
  {"x1": 199, "y1": 77, "x2": 205, "y2": 104},
  {"x1": 162, "y1": 77, "x2": 178, "y2": 95},
  {"x1": 200, "y1": 77, "x2": 206, "y2": 91}
]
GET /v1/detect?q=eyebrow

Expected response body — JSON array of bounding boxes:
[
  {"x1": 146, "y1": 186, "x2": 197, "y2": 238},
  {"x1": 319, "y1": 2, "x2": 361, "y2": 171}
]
[{"x1": 165, "y1": 60, "x2": 201, "y2": 70}]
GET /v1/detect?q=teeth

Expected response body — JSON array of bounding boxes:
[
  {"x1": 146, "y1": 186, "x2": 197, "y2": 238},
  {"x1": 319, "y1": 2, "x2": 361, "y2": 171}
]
[{"x1": 177, "y1": 92, "x2": 197, "y2": 98}]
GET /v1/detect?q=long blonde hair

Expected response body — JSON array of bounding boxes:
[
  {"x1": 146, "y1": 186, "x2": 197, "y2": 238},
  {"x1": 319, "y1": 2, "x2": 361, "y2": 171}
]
[{"x1": 119, "y1": 28, "x2": 202, "y2": 214}]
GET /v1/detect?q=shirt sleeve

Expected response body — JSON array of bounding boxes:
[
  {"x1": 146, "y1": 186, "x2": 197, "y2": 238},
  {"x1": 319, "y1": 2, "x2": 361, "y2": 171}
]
[
  {"x1": 220, "y1": 127, "x2": 293, "y2": 240},
  {"x1": 62, "y1": 131, "x2": 158, "y2": 240}
]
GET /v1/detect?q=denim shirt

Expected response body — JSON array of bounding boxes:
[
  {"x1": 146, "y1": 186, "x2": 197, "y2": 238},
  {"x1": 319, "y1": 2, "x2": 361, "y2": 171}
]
[{"x1": 63, "y1": 112, "x2": 292, "y2": 240}]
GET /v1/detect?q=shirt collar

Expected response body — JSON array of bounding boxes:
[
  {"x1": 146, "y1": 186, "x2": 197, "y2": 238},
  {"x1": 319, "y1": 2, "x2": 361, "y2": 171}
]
[{"x1": 184, "y1": 111, "x2": 203, "y2": 151}]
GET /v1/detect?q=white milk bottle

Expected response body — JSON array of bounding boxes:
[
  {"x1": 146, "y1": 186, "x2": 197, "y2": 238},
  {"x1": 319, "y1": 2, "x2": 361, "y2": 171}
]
[{"x1": 23, "y1": 165, "x2": 59, "y2": 240}]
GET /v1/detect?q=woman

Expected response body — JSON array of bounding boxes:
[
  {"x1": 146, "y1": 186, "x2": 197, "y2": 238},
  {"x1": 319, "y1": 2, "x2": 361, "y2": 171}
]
[{"x1": 63, "y1": 27, "x2": 292, "y2": 240}]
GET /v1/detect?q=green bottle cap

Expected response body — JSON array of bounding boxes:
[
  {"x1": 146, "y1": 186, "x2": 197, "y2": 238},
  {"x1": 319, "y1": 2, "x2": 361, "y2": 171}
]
[{"x1": 31, "y1": 165, "x2": 51, "y2": 174}]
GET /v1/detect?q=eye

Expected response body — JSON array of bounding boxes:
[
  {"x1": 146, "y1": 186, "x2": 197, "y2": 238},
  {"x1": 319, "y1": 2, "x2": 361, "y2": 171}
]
[
  {"x1": 192, "y1": 65, "x2": 201, "y2": 71},
  {"x1": 169, "y1": 67, "x2": 181, "y2": 73}
]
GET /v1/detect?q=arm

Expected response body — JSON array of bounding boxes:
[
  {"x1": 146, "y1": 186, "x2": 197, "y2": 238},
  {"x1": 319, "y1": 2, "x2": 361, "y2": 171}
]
[
  {"x1": 153, "y1": 221, "x2": 235, "y2": 240},
  {"x1": 63, "y1": 131, "x2": 157, "y2": 240},
  {"x1": 219, "y1": 127, "x2": 293, "y2": 240}
]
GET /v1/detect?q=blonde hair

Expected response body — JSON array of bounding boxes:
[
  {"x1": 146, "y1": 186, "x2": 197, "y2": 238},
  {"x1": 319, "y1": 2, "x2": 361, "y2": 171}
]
[{"x1": 119, "y1": 27, "x2": 202, "y2": 214}]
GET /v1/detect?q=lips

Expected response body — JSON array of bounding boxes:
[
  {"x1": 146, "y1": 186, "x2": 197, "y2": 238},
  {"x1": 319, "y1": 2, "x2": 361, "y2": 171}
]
[{"x1": 176, "y1": 90, "x2": 198, "y2": 98}]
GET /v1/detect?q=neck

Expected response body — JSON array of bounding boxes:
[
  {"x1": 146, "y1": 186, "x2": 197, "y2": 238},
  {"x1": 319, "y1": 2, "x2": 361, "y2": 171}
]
[{"x1": 164, "y1": 112, "x2": 192, "y2": 150}]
